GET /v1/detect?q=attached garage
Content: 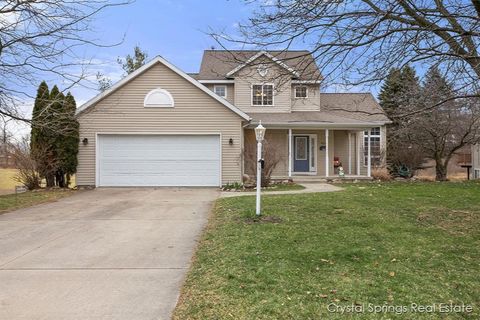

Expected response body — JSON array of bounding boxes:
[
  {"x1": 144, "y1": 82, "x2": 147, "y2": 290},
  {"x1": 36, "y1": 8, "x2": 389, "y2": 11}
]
[
  {"x1": 75, "y1": 56, "x2": 249, "y2": 188},
  {"x1": 97, "y1": 134, "x2": 221, "y2": 187}
]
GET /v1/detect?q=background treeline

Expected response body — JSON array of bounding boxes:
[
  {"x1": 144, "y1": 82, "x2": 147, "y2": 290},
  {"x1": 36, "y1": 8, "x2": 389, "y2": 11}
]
[{"x1": 379, "y1": 65, "x2": 480, "y2": 181}]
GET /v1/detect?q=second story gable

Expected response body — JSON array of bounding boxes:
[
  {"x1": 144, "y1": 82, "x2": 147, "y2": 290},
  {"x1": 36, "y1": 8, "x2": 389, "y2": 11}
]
[{"x1": 195, "y1": 50, "x2": 322, "y2": 113}]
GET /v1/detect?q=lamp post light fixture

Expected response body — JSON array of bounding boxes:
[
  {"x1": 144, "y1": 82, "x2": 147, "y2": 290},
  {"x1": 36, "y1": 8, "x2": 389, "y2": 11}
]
[{"x1": 254, "y1": 121, "x2": 266, "y2": 216}]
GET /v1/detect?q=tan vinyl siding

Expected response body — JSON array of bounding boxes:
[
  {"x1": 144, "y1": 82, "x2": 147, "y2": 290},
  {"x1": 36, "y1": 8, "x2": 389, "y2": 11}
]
[
  {"x1": 291, "y1": 85, "x2": 321, "y2": 111},
  {"x1": 233, "y1": 57, "x2": 292, "y2": 113},
  {"x1": 316, "y1": 129, "x2": 335, "y2": 176},
  {"x1": 244, "y1": 129, "x2": 337, "y2": 178},
  {"x1": 244, "y1": 129, "x2": 287, "y2": 178},
  {"x1": 333, "y1": 130, "x2": 359, "y2": 175},
  {"x1": 205, "y1": 84, "x2": 235, "y2": 104},
  {"x1": 76, "y1": 62, "x2": 243, "y2": 186}
]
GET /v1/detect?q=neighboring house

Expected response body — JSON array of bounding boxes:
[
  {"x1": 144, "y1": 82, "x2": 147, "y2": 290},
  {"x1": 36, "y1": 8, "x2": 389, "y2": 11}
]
[
  {"x1": 76, "y1": 50, "x2": 391, "y2": 187},
  {"x1": 473, "y1": 144, "x2": 480, "y2": 179}
]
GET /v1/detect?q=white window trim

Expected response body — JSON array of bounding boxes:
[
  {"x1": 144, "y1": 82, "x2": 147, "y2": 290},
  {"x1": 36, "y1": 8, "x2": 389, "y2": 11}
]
[
  {"x1": 363, "y1": 127, "x2": 381, "y2": 167},
  {"x1": 199, "y1": 80, "x2": 234, "y2": 84},
  {"x1": 251, "y1": 83, "x2": 275, "y2": 107},
  {"x1": 144, "y1": 88, "x2": 174, "y2": 108},
  {"x1": 294, "y1": 85, "x2": 308, "y2": 99},
  {"x1": 213, "y1": 85, "x2": 227, "y2": 99},
  {"x1": 309, "y1": 135, "x2": 317, "y2": 172}
]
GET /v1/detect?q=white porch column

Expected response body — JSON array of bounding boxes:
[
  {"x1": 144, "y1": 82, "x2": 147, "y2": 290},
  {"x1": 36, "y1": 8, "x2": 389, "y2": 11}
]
[
  {"x1": 325, "y1": 129, "x2": 329, "y2": 177},
  {"x1": 356, "y1": 131, "x2": 361, "y2": 176},
  {"x1": 367, "y1": 129, "x2": 372, "y2": 177},
  {"x1": 288, "y1": 129, "x2": 292, "y2": 178},
  {"x1": 348, "y1": 132, "x2": 352, "y2": 175}
]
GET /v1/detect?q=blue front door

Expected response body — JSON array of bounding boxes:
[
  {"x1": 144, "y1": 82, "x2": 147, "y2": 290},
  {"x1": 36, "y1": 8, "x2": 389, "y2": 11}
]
[{"x1": 294, "y1": 136, "x2": 309, "y2": 172}]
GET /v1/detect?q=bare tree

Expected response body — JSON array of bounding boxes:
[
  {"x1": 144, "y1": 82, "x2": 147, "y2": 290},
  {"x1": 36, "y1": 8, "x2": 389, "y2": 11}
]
[
  {"x1": 96, "y1": 72, "x2": 113, "y2": 92},
  {"x1": 401, "y1": 67, "x2": 480, "y2": 180},
  {"x1": 244, "y1": 132, "x2": 283, "y2": 187},
  {"x1": 212, "y1": 0, "x2": 480, "y2": 110},
  {"x1": 0, "y1": 0, "x2": 133, "y2": 122},
  {"x1": 0, "y1": 115, "x2": 13, "y2": 167},
  {"x1": 11, "y1": 136, "x2": 41, "y2": 190}
]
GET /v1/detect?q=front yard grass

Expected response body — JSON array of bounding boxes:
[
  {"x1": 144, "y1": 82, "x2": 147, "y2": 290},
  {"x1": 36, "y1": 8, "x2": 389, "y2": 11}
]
[
  {"x1": 174, "y1": 182, "x2": 480, "y2": 319},
  {"x1": 264, "y1": 183, "x2": 305, "y2": 192},
  {"x1": 0, "y1": 189, "x2": 75, "y2": 214}
]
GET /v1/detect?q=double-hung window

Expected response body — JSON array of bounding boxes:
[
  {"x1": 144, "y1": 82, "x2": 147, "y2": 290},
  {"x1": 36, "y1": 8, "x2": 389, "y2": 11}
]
[
  {"x1": 295, "y1": 86, "x2": 308, "y2": 98},
  {"x1": 364, "y1": 127, "x2": 381, "y2": 166},
  {"x1": 214, "y1": 85, "x2": 227, "y2": 98},
  {"x1": 252, "y1": 84, "x2": 274, "y2": 106}
]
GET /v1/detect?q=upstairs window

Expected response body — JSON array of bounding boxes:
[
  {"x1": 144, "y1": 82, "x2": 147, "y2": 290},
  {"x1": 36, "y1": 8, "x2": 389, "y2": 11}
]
[
  {"x1": 214, "y1": 85, "x2": 227, "y2": 98},
  {"x1": 252, "y1": 84, "x2": 274, "y2": 106},
  {"x1": 144, "y1": 88, "x2": 174, "y2": 108},
  {"x1": 364, "y1": 127, "x2": 381, "y2": 166},
  {"x1": 295, "y1": 86, "x2": 308, "y2": 98}
]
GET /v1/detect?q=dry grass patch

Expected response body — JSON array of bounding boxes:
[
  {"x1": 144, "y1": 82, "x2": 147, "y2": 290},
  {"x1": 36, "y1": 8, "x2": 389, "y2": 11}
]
[
  {"x1": 0, "y1": 189, "x2": 75, "y2": 214},
  {"x1": 0, "y1": 168, "x2": 19, "y2": 192}
]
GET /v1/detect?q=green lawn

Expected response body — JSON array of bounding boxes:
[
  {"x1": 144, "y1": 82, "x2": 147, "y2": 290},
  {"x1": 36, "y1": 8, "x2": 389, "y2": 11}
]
[
  {"x1": 0, "y1": 189, "x2": 75, "y2": 214},
  {"x1": 224, "y1": 183, "x2": 305, "y2": 192},
  {"x1": 264, "y1": 183, "x2": 305, "y2": 192},
  {"x1": 174, "y1": 182, "x2": 480, "y2": 319}
]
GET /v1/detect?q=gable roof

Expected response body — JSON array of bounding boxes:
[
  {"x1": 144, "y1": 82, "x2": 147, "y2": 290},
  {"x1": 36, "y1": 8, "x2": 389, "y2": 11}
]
[
  {"x1": 197, "y1": 50, "x2": 322, "y2": 81},
  {"x1": 76, "y1": 56, "x2": 251, "y2": 120},
  {"x1": 225, "y1": 51, "x2": 300, "y2": 78}
]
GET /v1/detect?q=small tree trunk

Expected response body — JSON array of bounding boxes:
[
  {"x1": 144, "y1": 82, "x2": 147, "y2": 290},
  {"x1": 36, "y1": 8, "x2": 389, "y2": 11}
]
[
  {"x1": 435, "y1": 159, "x2": 448, "y2": 181},
  {"x1": 55, "y1": 170, "x2": 65, "y2": 188},
  {"x1": 46, "y1": 174, "x2": 55, "y2": 187}
]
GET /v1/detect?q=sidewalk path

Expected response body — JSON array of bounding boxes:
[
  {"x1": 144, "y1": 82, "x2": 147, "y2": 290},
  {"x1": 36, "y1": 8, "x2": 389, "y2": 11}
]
[{"x1": 220, "y1": 183, "x2": 343, "y2": 198}]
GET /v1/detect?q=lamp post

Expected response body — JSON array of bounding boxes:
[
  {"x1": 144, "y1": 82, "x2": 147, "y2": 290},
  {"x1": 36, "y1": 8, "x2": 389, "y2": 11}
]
[{"x1": 255, "y1": 121, "x2": 266, "y2": 216}]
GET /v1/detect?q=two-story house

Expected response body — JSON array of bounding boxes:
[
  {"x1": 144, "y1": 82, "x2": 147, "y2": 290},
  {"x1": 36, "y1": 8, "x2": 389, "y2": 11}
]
[{"x1": 76, "y1": 50, "x2": 390, "y2": 187}]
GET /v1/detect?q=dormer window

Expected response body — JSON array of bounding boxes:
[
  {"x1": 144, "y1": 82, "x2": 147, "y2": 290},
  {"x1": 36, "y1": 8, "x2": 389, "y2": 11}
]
[
  {"x1": 295, "y1": 86, "x2": 308, "y2": 98},
  {"x1": 144, "y1": 88, "x2": 174, "y2": 107},
  {"x1": 214, "y1": 85, "x2": 227, "y2": 98},
  {"x1": 252, "y1": 84, "x2": 274, "y2": 106}
]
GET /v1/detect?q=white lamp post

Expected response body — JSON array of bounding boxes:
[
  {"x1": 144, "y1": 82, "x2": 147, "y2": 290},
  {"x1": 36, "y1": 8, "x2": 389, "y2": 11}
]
[{"x1": 255, "y1": 121, "x2": 266, "y2": 216}]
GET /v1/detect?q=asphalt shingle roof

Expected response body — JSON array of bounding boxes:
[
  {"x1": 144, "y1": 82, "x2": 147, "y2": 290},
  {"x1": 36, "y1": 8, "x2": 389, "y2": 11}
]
[
  {"x1": 248, "y1": 93, "x2": 390, "y2": 125},
  {"x1": 197, "y1": 50, "x2": 321, "y2": 80}
]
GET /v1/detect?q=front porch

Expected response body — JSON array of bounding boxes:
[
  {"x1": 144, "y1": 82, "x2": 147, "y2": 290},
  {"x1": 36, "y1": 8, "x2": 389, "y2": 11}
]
[{"x1": 244, "y1": 127, "x2": 381, "y2": 181}]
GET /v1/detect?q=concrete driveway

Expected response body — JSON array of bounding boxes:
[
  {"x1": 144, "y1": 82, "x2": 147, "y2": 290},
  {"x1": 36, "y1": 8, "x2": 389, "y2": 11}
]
[{"x1": 0, "y1": 187, "x2": 219, "y2": 320}]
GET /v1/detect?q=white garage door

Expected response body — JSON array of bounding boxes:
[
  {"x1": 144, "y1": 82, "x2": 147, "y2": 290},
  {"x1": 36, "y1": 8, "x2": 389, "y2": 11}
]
[{"x1": 97, "y1": 135, "x2": 221, "y2": 187}]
